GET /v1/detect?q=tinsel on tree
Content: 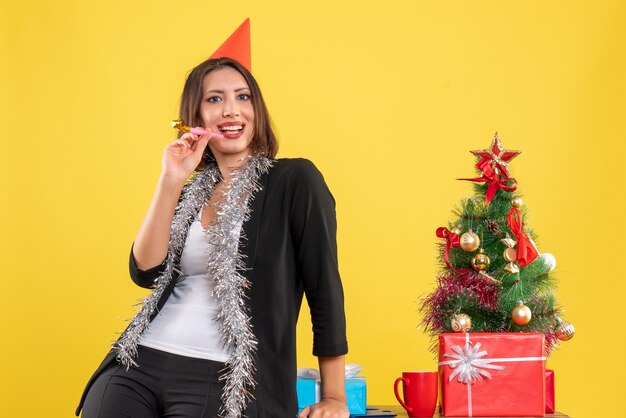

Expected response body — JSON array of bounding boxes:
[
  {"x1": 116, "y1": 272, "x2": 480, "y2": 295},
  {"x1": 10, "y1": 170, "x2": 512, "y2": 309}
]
[{"x1": 419, "y1": 133, "x2": 574, "y2": 355}]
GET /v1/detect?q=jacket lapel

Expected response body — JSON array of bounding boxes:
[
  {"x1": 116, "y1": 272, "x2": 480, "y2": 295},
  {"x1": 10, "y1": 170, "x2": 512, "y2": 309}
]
[{"x1": 240, "y1": 169, "x2": 270, "y2": 276}]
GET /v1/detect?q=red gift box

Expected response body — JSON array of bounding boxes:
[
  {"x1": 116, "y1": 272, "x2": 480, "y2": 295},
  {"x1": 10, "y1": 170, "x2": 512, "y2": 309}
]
[
  {"x1": 545, "y1": 369, "x2": 555, "y2": 413},
  {"x1": 438, "y1": 333, "x2": 546, "y2": 417}
]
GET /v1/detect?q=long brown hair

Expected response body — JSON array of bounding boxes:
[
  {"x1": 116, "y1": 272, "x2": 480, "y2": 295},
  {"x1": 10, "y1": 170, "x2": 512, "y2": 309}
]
[{"x1": 179, "y1": 57, "x2": 279, "y2": 170}]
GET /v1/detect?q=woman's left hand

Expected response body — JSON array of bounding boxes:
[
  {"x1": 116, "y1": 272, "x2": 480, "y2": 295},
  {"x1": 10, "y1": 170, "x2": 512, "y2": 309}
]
[{"x1": 297, "y1": 397, "x2": 350, "y2": 418}]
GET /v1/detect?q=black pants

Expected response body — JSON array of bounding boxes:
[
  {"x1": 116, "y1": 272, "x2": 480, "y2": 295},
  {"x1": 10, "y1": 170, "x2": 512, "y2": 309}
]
[{"x1": 82, "y1": 345, "x2": 226, "y2": 418}]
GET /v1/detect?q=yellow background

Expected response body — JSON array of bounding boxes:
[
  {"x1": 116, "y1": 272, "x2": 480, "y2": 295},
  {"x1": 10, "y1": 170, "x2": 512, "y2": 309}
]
[{"x1": 1, "y1": 1, "x2": 624, "y2": 417}]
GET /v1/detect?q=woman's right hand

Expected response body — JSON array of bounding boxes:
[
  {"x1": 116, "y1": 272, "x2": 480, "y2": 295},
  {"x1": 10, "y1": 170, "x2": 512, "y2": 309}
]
[
  {"x1": 161, "y1": 129, "x2": 212, "y2": 184},
  {"x1": 133, "y1": 129, "x2": 211, "y2": 270}
]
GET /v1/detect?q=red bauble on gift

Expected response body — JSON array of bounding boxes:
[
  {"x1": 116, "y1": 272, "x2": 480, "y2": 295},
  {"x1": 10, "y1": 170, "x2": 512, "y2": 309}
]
[{"x1": 438, "y1": 333, "x2": 546, "y2": 417}]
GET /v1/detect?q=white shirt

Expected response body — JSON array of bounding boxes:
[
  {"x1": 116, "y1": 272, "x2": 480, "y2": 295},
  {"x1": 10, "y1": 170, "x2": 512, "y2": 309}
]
[{"x1": 138, "y1": 206, "x2": 242, "y2": 362}]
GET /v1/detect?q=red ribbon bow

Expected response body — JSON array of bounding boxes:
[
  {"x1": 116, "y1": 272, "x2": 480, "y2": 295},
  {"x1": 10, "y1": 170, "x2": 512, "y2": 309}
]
[
  {"x1": 506, "y1": 207, "x2": 539, "y2": 268},
  {"x1": 436, "y1": 227, "x2": 470, "y2": 273},
  {"x1": 459, "y1": 161, "x2": 518, "y2": 207}
]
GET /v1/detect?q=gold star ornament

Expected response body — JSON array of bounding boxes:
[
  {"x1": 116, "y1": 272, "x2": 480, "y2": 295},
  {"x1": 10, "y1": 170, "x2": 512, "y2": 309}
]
[{"x1": 471, "y1": 132, "x2": 522, "y2": 178}]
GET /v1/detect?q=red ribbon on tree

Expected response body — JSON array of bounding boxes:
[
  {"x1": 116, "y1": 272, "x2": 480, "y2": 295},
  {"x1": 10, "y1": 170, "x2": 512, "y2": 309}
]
[
  {"x1": 436, "y1": 227, "x2": 470, "y2": 273},
  {"x1": 459, "y1": 162, "x2": 518, "y2": 207},
  {"x1": 506, "y1": 207, "x2": 539, "y2": 267}
]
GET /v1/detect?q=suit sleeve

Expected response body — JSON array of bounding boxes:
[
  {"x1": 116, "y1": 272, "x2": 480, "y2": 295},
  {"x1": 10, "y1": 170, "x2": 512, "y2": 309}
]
[
  {"x1": 129, "y1": 242, "x2": 167, "y2": 289},
  {"x1": 289, "y1": 159, "x2": 348, "y2": 357},
  {"x1": 128, "y1": 186, "x2": 187, "y2": 289}
]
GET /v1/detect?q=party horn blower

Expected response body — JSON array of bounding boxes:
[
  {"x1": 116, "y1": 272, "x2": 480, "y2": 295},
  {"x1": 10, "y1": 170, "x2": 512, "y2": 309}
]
[{"x1": 171, "y1": 119, "x2": 224, "y2": 138}]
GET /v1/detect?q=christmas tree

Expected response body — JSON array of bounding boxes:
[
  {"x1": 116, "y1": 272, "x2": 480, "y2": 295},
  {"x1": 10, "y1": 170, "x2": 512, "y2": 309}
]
[{"x1": 420, "y1": 133, "x2": 574, "y2": 355}]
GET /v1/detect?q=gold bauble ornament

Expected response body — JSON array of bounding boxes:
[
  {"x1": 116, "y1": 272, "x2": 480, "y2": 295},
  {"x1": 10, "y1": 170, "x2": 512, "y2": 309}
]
[
  {"x1": 555, "y1": 318, "x2": 575, "y2": 341},
  {"x1": 511, "y1": 197, "x2": 523, "y2": 208},
  {"x1": 471, "y1": 249, "x2": 490, "y2": 271},
  {"x1": 503, "y1": 247, "x2": 518, "y2": 263},
  {"x1": 451, "y1": 313, "x2": 472, "y2": 333},
  {"x1": 512, "y1": 301, "x2": 532, "y2": 325},
  {"x1": 500, "y1": 234, "x2": 519, "y2": 272},
  {"x1": 451, "y1": 226, "x2": 462, "y2": 236},
  {"x1": 460, "y1": 231, "x2": 480, "y2": 252}
]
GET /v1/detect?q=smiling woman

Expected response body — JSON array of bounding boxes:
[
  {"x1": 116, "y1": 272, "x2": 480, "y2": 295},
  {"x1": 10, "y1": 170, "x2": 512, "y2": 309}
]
[
  {"x1": 199, "y1": 66, "x2": 256, "y2": 163},
  {"x1": 76, "y1": 41, "x2": 349, "y2": 418},
  {"x1": 179, "y1": 58, "x2": 278, "y2": 172}
]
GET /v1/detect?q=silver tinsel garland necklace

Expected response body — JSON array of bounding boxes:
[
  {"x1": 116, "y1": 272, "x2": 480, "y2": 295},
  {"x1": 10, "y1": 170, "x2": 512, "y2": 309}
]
[{"x1": 112, "y1": 155, "x2": 274, "y2": 418}]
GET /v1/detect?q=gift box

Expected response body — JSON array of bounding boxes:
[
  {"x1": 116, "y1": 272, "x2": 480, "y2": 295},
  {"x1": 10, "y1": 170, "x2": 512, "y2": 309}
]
[
  {"x1": 438, "y1": 333, "x2": 546, "y2": 417},
  {"x1": 296, "y1": 378, "x2": 320, "y2": 412},
  {"x1": 346, "y1": 376, "x2": 367, "y2": 414},
  {"x1": 296, "y1": 365, "x2": 367, "y2": 415},
  {"x1": 545, "y1": 369, "x2": 555, "y2": 413}
]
